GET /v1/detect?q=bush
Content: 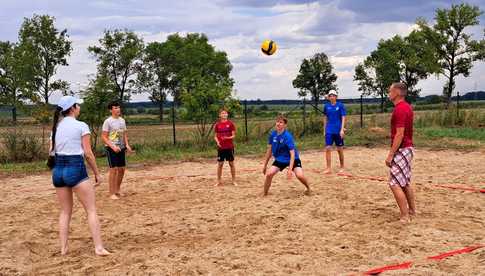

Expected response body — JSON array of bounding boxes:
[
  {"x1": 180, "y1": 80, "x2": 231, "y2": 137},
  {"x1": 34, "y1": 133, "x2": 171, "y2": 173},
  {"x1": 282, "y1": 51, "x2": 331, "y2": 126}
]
[
  {"x1": 124, "y1": 108, "x2": 135, "y2": 115},
  {"x1": 0, "y1": 128, "x2": 45, "y2": 163},
  {"x1": 136, "y1": 107, "x2": 146, "y2": 114}
]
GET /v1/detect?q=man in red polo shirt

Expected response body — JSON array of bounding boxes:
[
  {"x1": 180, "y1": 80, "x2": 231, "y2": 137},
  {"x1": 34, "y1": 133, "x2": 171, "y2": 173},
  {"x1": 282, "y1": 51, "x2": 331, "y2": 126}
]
[
  {"x1": 214, "y1": 109, "x2": 237, "y2": 187},
  {"x1": 385, "y1": 82, "x2": 416, "y2": 223}
]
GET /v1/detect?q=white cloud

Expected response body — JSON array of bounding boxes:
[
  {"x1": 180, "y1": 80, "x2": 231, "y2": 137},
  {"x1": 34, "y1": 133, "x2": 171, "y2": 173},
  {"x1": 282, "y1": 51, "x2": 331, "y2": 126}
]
[{"x1": 1, "y1": 0, "x2": 484, "y2": 101}]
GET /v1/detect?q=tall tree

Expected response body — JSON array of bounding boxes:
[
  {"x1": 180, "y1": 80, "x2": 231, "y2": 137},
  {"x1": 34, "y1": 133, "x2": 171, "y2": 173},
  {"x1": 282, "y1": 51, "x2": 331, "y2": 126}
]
[
  {"x1": 167, "y1": 33, "x2": 237, "y2": 145},
  {"x1": 180, "y1": 75, "x2": 239, "y2": 147},
  {"x1": 80, "y1": 74, "x2": 117, "y2": 149},
  {"x1": 88, "y1": 29, "x2": 144, "y2": 103},
  {"x1": 176, "y1": 33, "x2": 232, "y2": 100},
  {"x1": 0, "y1": 41, "x2": 37, "y2": 123},
  {"x1": 354, "y1": 51, "x2": 398, "y2": 113},
  {"x1": 372, "y1": 32, "x2": 440, "y2": 100},
  {"x1": 417, "y1": 3, "x2": 484, "y2": 107},
  {"x1": 293, "y1": 52, "x2": 338, "y2": 107},
  {"x1": 18, "y1": 14, "x2": 72, "y2": 104},
  {"x1": 137, "y1": 41, "x2": 177, "y2": 123}
]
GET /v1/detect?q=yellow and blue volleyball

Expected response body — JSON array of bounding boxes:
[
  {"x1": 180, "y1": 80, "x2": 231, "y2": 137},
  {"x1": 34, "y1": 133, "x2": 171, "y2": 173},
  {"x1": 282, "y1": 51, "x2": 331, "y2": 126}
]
[{"x1": 261, "y1": 40, "x2": 277, "y2": 55}]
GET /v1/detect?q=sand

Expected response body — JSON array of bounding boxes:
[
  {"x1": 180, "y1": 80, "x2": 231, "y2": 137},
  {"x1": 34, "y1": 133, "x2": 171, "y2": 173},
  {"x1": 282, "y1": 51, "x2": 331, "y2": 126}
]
[{"x1": 1, "y1": 147, "x2": 484, "y2": 275}]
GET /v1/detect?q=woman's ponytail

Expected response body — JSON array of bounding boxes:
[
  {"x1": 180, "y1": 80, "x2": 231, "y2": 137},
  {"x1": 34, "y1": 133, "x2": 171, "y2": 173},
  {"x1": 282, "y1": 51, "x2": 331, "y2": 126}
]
[{"x1": 51, "y1": 106, "x2": 63, "y2": 151}]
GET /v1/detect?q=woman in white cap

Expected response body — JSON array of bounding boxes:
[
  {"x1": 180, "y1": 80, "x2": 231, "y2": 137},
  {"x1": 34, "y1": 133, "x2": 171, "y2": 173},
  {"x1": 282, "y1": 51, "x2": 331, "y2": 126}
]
[{"x1": 50, "y1": 95, "x2": 110, "y2": 256}]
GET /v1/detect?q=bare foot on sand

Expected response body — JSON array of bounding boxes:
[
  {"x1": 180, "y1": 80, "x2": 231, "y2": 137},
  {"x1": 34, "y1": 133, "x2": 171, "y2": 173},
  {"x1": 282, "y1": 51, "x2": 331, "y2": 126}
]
[
  {"x1": 214, "y1": 182, "x2": 223, "y2": 187},
  {"x1": 110, "y1": 194, "x2": 120, "y2": 200},
  {"x1": 409, "y1": 210, "x2": 416, "y2": 220},
  {"x1": 303, "y1": 189, "x2": 311, "y2": 196},
  {"x1": 399, "y1": 215, "x2": 411, "y2": 224},
  {"x1": 61, "y1": 246, "x2": 68, "y2": 255},
  {"x1": 323, "y1": 168, "x2": 332, "y2": 174},
  {"x1": 95, "y1": 248, "x2": 111, "y2": 256}
]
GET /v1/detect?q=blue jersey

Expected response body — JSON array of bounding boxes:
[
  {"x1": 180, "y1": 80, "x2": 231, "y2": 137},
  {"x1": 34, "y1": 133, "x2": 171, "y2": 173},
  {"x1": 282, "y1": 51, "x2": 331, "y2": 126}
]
[
  {"x1": 268, "y1": 130, "x2": 299, "y2": 163},
  {"x1": 324, "y1": 101, "x2": 347, "y2": 134}
]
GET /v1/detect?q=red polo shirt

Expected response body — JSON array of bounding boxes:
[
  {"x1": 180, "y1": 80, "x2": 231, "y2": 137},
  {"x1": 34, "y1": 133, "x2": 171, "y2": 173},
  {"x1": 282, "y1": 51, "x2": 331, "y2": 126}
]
[{"x1": 391, "y1": 101, "x2": 414, "y2": 148}]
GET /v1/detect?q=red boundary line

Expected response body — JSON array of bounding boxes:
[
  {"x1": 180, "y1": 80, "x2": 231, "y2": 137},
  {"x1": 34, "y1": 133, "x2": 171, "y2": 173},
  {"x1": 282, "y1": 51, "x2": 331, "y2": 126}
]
[
  {"x1": 357, "y1": 245, "x2": 484, "y2": 275},
  {"x1": 326, "y1": 171, "x2": 485, "y2": 194},
  {"x1": 363, "y1": 261, "x2": 413, "y2": 275},
  {"x1": 427, "y1": 245, "x2": 485, "y2": 260}
]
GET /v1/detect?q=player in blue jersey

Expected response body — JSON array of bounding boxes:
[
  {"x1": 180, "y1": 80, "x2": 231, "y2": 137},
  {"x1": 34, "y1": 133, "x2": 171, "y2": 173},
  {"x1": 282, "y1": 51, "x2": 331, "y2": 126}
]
[
  {"x1": 323, "y1": 90, "x2": 347, "y2": 174},
  {"x1": 262, "y1": 115, "x2": 311, "y2": 196}
]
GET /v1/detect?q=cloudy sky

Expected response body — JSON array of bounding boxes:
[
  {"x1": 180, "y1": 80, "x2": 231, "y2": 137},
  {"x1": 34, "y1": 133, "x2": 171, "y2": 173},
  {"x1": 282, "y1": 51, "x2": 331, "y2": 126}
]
[{"x1": 1, "y1": 0, "x2": 484, "y2": 101}]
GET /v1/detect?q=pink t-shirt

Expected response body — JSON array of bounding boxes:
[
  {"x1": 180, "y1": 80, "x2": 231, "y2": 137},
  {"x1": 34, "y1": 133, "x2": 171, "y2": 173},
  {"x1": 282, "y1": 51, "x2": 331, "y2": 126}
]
[{"x1": 391, "y1": 101, "x2": 414, "y2": 148}]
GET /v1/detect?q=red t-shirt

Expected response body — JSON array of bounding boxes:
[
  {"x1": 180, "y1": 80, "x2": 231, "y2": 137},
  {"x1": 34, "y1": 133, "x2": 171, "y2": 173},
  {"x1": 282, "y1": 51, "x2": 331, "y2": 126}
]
[
  {"x1": 391, "y1": 101, "x2": 414, "y2": 148},
  {"x1": 215, "y1": 120, "x2": 236, "y2": 149}
]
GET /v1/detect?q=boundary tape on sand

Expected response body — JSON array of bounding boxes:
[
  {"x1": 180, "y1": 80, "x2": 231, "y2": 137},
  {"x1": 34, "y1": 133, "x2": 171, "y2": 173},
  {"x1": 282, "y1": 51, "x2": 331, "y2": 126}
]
[
  {"x1": 353, "y1": 244, "x2": 485, "y2": 275},
  {"x1": 326, "y1": 171, "x2": 485, "y2": 194}
]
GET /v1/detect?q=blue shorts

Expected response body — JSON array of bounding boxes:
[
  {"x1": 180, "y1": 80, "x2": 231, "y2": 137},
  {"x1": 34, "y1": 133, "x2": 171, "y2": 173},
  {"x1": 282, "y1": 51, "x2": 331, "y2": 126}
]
[
  {"x1": 52, "y1": 155, "x2": 89, "y2": 188},
  {"x1": 325, "y1": 133, "x2": 344, "y2": 147}
]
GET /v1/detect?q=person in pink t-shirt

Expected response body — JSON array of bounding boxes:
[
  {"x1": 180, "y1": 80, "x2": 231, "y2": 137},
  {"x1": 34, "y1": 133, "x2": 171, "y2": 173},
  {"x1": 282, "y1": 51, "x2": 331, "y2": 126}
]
[
  {"x1": 386, "y1": 82, "x2": 416, "y2": 223},
  {"x1": 214, "y1": 109, "x2": 237, "y2": 186}
]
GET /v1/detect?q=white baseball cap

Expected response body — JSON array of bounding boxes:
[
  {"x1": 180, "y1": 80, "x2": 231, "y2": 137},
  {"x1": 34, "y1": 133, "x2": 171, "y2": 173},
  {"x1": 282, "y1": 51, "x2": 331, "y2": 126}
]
[
  {"x1": 328, "y1": 90, "x2": 338, "y2": 96},
  {"x1": 57, "y1": 96, "x2": 83, "y2": 112}
]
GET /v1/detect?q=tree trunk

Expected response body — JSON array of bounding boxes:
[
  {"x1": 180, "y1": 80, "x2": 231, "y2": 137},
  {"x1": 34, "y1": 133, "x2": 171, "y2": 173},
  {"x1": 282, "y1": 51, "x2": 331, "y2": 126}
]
[
  {"x1": 313, "y1": 94, "x2": 319, "y2": 113},
  {"x1": 446, "y1": 74, "x2": 454, "y2": 109},
  {"x1": 44, "y1": 78, "x2": 49, "y2": 104},
  {"x1": 12, "y1": 106, "x2": 17, "y2": 125},
  {"x1": 445, "y1": 52, "x2": 456, "y2": 109}
]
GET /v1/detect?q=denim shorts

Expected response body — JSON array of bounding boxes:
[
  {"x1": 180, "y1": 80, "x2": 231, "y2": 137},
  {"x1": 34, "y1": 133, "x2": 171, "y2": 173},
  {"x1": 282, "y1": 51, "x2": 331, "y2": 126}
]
[{"x1": 52, "y1": 155, "x2": 89, "y2": 188}]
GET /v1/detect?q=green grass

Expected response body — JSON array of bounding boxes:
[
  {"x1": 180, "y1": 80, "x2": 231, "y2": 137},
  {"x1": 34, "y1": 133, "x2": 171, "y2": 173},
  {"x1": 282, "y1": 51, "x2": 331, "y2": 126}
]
[
  {"x1": 418, "y1": 127, "x2": 485, "y2": 141},
  {"x1": 1, "y1": 128, "x2": 482, "y2": 175},
  {"x1": 0, "y1": 127, "x2": 389, "y2": 175},
  {"x1": 2, "y1": 108, "x2": 485, "y2": 175}
]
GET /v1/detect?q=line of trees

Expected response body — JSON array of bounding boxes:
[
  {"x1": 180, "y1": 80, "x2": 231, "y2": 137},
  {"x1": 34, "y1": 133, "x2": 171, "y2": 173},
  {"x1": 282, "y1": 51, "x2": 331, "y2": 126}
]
[
  {"x1": 0, "y1": 14, "x2": 239, "y2": 145},
  {"x1": 354, "y1": 3, "x2": 484, "y2": 111},
  {"x1": 0, "y1": 14, "x2": 72, "y2": 124},
  {"x1": 292, "y1": 3, "x2": 484, "y2": 112},
  {"x1": 1, "y1": 3, "x2": 484, "y2": 129},
  {"x1": 84, "y1": 31, "x2": 238, "y2": 144}
]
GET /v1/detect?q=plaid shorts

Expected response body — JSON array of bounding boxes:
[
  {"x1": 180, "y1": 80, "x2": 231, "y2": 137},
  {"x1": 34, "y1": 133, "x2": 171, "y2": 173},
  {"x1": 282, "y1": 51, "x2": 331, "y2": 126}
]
[{"x1": 389, "y1": 147, "x2": 414, "y2": 187}]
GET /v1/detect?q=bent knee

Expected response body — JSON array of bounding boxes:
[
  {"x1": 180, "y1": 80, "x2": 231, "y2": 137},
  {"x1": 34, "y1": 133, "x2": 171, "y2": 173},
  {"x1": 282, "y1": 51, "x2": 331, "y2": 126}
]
[{"x1": 265, "y1": 172, "x2": 277, "y2": 178}]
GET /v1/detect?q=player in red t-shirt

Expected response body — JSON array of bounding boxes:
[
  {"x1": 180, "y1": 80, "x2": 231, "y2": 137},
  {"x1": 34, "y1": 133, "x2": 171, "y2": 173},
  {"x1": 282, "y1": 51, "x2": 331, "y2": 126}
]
[
  {"x1": 214, "y1": 109, "x2": 237, "y2": 186},
  {"x1": 386, "y1": 82, "x2": 416, "y2": 223}
]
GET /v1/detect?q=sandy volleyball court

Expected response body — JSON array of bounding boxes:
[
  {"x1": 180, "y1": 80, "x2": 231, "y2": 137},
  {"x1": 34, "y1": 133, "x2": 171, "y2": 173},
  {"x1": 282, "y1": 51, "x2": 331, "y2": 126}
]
[{"x1": 1, "y1": 147, "x2": 484, "y2": 275}]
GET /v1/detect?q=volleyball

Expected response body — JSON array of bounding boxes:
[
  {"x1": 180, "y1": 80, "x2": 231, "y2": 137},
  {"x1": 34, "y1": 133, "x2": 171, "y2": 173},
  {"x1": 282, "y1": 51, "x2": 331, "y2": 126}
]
[{"x1": 261, "y1": 40, "x2": 277, "y2": 55}]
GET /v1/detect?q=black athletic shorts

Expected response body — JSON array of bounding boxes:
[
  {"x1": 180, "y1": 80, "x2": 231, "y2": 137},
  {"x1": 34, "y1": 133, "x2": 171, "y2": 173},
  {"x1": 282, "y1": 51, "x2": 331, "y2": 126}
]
[
  {"x1": 217, "y1": 148, "x2": 235, "y2": 162},
  {"x1": 272, "y1": 159, "x2": 302, "y2": 171},
  {"x1": 105, "y1": 147, "x2": 126, "y2": 168}
]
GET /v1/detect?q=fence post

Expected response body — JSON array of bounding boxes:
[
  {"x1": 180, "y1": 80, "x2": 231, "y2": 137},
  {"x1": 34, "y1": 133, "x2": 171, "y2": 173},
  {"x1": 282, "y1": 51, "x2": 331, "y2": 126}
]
[
  {"x1": 456, "y1": 91, "x2": 460, "y2": 119},
  {"x1": 360, "y1": 95, "x2": 363, "y2": 128},
  {"x1": 302, "y1": 98, "x2": 306, "y2": 137},
  {"x1": 172, "y1": 101, "x2": 176, "y2": 145},
  {"x1": 12, "y1": 106, "x2": 17, "y2": 125},
  {"x1": 244, "y1": 100, "x2": 248, "y2": 142}
]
